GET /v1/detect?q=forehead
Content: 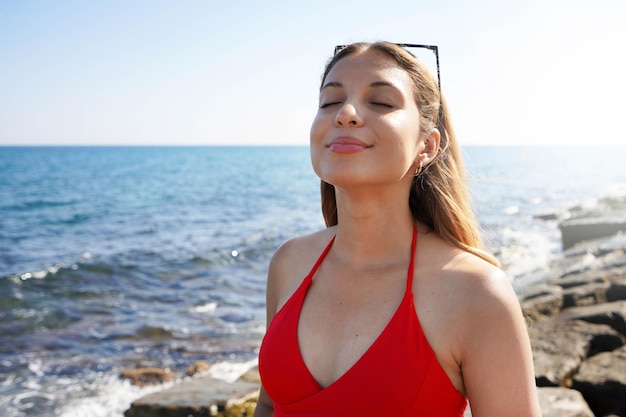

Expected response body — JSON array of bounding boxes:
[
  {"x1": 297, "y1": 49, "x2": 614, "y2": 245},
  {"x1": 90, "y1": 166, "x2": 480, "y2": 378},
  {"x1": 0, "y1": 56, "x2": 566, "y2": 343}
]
[{"x1": 324, "y1": 50, "x2": 414, "y2": 90}]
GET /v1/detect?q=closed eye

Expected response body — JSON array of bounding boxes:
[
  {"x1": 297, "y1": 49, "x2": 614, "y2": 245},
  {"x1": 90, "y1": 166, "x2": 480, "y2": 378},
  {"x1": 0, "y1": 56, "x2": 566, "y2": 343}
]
[
  {"x1": 320, "y1": 101, "x2": 343, "y2": 109},
  {"x1": 371, "y1": 102, "x2": 393, "y2": 109}
]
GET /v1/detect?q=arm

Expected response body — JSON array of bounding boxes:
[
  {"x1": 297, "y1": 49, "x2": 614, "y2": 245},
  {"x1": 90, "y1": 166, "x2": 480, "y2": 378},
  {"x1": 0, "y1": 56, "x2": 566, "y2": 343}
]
[
  {"x1": 460, "y1": 269, "x2": 542, "y2": 417},
  {"x1": 251, "y1": 232, "x2": 329, "y2": 417},
  {"x1": 252, "y1": 386, "x2": 274, "y2": 417},
  {"x1": 252, "y1": 241, "x2": 295, "y2": 417}
]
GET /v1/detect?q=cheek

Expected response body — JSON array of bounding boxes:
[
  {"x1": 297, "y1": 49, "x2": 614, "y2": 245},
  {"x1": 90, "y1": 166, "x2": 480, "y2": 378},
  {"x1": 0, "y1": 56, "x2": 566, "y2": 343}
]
[
  {"x1": 309, "y1": 113, "x2": 325, "y2": 145},
  {"x1": 395, "y1": 116, "x2": 422, "y2": 154},
  {"x1": 309, "y1": 114, "x2": 324, "y2": 176}
]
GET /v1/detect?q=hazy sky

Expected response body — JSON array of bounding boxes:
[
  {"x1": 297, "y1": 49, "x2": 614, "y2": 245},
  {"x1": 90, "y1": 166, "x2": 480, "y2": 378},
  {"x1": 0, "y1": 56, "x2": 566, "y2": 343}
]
[{"x1": 1, "y1": 0, "x2": 624, "y2": 146}]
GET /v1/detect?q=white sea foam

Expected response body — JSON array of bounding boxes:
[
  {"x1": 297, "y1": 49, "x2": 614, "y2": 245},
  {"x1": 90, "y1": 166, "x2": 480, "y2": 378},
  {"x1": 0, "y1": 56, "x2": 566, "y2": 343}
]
[
  {"x1": 55, "y1": 360, "x2": 259, "y2": 417},
  {"x1": 16, "y1": 264, "x2": 64, "y2": 281},
  {"x1": 497, "y1": 226, "x2": 558, "y2": 281},
  {"x1": 57, "y1": 373, "x2": 173, "y2": 417},
  {"x1": 190, "y1": 302, "x2": 218, "y2": 314},
  {"x1": 206, "y1": 358, "x2": 258, "y2": 383}
]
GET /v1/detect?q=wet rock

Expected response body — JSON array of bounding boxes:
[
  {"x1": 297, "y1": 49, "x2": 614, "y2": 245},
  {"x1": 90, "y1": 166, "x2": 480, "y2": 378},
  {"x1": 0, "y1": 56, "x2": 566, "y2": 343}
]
[
  {"x1": 120, "y1": 367, "x2": 177, "y2": 387},
  {"x1": 136, "y1": 325, "x2": 174, "y2": 339},
  {"x1": 537, "y1": 387, "x2": 594, "y2": 417},
  {"x1": 571, "y1": 345, "x2": 626, "y2": 416},
  {"x1": 186, "y1": 360, "x2": 212, "y2": 377},
  {"x1": 528, "y1": 319, "x2": 624, "y2": 387}
]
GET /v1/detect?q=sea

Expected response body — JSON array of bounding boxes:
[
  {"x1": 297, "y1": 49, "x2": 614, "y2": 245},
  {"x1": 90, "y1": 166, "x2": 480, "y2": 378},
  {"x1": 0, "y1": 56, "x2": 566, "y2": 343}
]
[{"x1": 1, "y1": 145, "x2": 625, "y2": 417}]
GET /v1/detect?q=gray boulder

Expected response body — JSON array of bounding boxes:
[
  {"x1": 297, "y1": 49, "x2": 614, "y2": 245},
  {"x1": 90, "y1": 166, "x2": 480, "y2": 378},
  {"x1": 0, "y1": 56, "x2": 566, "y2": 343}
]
[
  {"x1": 528, "y1": 319, "x2": 624, "y2": 386},
  {"x1": 571, "y1": 345, "x2": 626, "y2": 416},
  {"x1": 537, "y1": 387, "x2": 594, "y2": 417},
  {"x1": 521, "y1": 291, "x2": 564, "y2": 323},
  {"x1": 559, "y1": 216, "x2": 626, "y2": 250},
  {"x1": 607, "y1": 276, "x2": 626, "y2": 302},
  {"x1": 561, "y1": 281, "x2": 610, "y2": 308},
  {"x1": 557, "y1": 300, "x2": 626, "y2": 337},
  {"x1": 124, "y1": 375, "x2": 258, "y2": 417}
]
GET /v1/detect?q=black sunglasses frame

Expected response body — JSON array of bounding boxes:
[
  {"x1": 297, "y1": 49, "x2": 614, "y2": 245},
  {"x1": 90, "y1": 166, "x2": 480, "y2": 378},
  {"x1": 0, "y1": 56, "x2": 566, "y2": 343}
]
[{"x1": 334, "y1": 43, "x2": 441, "y2": 97}]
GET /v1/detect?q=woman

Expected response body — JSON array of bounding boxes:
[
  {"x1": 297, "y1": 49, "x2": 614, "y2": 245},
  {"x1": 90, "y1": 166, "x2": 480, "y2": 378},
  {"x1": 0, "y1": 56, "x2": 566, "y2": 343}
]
[{"x1": 254, "y1": 41, "x2": 541, "y2": 416}]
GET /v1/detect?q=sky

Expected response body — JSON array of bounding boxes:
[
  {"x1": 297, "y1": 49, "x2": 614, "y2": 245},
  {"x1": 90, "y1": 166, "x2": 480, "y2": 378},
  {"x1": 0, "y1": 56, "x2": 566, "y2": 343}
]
[{"x1": 0, "y1": 0, "x2": 625, "y2": 146}]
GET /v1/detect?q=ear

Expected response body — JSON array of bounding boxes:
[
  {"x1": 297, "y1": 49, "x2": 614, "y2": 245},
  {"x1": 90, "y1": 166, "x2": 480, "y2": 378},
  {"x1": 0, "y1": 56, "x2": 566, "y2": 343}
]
[{"x1": 418, "y1": 128, "x2": 440, "y2": 166}]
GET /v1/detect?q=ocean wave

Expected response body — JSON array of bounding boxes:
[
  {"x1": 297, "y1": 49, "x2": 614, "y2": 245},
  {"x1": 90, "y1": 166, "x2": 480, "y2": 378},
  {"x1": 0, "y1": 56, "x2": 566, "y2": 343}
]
[
  {"x1": 1, "y1": 199, "x2": 79, "y2": 211},
  {"x1": 56, "y1": 372, "x2": 173, "y2": 417},
  {"x1": 189, "y1": 302, "x2": 218, "y2": 314}
]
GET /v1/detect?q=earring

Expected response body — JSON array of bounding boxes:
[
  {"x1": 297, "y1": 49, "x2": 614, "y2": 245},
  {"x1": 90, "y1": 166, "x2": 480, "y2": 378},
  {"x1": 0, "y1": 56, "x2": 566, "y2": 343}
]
[{"x1": 414, "y1": 160, "x2": 423, "y2": 176}]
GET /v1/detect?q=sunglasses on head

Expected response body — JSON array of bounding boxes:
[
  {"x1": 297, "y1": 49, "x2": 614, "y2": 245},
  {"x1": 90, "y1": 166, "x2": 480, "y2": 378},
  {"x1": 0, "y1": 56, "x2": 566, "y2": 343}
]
[{"x1": 333, "y1": 43, "x2": 441, "y2": 97}]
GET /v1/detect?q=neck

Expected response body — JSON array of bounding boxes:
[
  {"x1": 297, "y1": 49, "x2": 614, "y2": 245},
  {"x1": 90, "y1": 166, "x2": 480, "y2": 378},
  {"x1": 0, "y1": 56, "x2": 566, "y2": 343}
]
[{"x1": 330, "y1": 185, "x2": 416, "y2": 268}]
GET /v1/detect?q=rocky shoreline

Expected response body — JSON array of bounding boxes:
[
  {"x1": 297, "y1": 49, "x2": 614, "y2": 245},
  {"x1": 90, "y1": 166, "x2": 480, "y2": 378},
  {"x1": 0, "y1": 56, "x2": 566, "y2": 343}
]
[
  {"x1": 504, "y1": 193, "x2": 626, "y2": 416},
  {"x1": 521, "y1": 231, "x2": 626, "y2": 416},
  {"x1": 123, "y1": 195, "x2": 626, "y2": 417}
]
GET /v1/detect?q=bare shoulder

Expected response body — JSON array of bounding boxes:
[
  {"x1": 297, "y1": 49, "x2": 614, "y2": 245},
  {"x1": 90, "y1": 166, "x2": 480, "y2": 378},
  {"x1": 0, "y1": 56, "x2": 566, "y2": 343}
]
[
  {"x1": 266, "y1": 227, "x2": 336, "y2": 316},
  {"x1": 417, "y1": 233, "x2": 541, "y2": 415},
  {"x1": 447, "y1": 250, "x2": 516, "y2": 312},
  {"x1": 418, "y1": 232, "x2": 517, "y2": 315},
  {"x1": 415, "y1": 232, "x2": 524, "y2": 366},
  {"x1": 269, "y1": 226, "x2": 336, "y2": 281},
  {"x1": 438, "y1": 245, "x2": 529, "y2": 360}
]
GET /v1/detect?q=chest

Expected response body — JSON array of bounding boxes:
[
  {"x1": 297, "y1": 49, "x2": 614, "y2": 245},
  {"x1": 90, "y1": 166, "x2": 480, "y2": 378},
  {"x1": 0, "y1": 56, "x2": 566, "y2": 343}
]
[{"x1": 297, "y1": 266, "x2": 408, "y2": 388}]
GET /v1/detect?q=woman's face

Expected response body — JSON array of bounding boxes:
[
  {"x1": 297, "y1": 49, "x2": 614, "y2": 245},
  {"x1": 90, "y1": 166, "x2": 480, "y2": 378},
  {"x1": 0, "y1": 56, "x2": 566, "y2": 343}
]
[{"x1": 310, "y1": 50, "x2": 425, "y2": 191}]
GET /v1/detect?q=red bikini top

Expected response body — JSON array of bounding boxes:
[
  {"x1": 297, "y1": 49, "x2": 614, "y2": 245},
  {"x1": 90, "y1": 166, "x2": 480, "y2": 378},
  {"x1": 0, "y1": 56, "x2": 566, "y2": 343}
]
[{"x1": 258, "y1": 227, "x2": 467, "y2": 416}]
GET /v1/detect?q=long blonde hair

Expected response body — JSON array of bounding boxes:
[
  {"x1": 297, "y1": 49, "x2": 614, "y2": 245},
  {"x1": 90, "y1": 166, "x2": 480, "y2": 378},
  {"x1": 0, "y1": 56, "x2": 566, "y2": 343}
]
[{"x1": 319, "y1": 42, "x2": 499, "y2": 267}]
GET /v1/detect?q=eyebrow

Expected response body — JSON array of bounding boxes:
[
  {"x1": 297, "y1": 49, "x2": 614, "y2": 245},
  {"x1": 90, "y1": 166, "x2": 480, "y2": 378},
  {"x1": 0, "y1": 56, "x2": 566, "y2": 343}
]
[
  {"x1": 320, "y1": 81, "x2": 342, "y2": 91},
  {"x1": 321, "y1": 80, "x2": 399, "y2": 91}
]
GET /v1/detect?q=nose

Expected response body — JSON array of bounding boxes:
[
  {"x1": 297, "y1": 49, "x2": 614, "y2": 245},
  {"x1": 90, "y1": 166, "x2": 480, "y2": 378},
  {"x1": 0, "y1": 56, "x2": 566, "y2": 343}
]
[{"x1": 334, "y1": 102, "x2": 363, "y2": 127}]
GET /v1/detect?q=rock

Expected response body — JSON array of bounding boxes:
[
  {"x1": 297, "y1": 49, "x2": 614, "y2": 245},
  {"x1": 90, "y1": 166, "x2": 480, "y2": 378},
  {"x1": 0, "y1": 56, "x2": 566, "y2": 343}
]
[
  {"x1": 599, "y1": 250, "x2": 626, "y2": 269},
  {"x1": 528, "y1": 319, "x2": 624, "y2": 387},
  {"x1": 120, "y1": 367, "x2": 176, "y2": 387},
  {"x1": 556, "y1": 251, "x2": 599, "y2": 280},
  {"x1": 186, "y1": 360, "x2": 212, "y2": 377},
  {"x1": 571, "y1": 345, "x2": 626, "y2": 416},
  {"x1": 521, "y1": 291, "x2": 564, "y2": 323},
  {"x1": 239, "y1": 366, "x2": 261, "y2": 384},
  {"x1": 519, "y1": 283, "x2": 563, "y2": 301},
  {"x1": 223, "y1": 391, "x2": 258, "y2": 417},
  {"x1": 607, "y1": 276, "x2": 626, "y2": 302},
  {"x1": 124, "y1": 375, "x2": 258, "y2": 417},
  {"x1": 558, "y1": 300, "x2": 626, "y2": 337},
  {"x1": 559, "y1": 216, "x2": 626, "y2": 250},
  {"x1": 537, "y1": 387, "x2": 594, "y2": 417},
  {"x1": 561, "y1": 281, "x2": 610, "y2": 308},
  {"x1": 554, "y1": 274, "x2": 609, "y2": 291},
  {"x1": 136, "y1": 325, "x2": 174, "y2": 339},
  {"x1": 535, "y1": 211, "x2": 569, "y2": 221}
]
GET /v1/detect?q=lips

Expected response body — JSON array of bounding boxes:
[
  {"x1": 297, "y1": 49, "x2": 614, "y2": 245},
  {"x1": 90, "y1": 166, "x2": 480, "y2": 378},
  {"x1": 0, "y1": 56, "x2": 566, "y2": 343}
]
[{"x1": 328, "y1": 137, "x2": 369, "y2": 154}]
